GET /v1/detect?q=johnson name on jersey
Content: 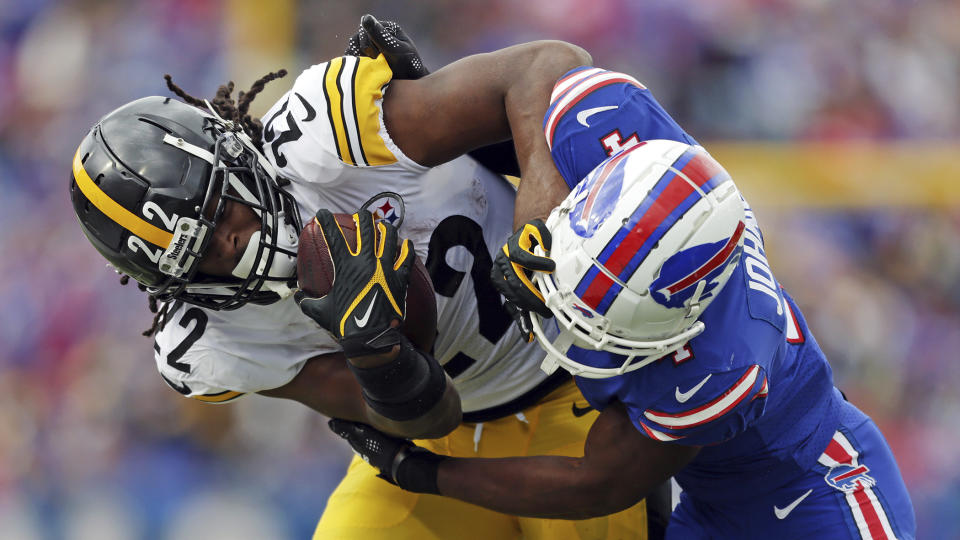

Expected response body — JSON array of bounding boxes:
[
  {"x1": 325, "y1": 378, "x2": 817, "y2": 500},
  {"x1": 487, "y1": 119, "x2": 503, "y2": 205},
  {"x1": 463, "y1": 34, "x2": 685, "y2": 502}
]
[
  {"x1": 573, "y1": 200, "x2": 842, "y2": 502},
  {"x1": 155, "y1": 55, "x2": 555, "y2": 414}
]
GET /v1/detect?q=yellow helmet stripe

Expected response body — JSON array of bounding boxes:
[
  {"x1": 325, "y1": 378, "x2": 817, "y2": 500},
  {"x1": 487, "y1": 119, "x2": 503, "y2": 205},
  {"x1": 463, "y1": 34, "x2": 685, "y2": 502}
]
[{"x1": 73, "y1": 147, "x2": 173, "y2": 249}]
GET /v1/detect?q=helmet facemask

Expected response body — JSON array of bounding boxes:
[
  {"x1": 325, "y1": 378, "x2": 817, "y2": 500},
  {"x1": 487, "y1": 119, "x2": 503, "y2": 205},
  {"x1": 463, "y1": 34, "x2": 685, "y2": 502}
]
[
  {"x1": 150, "y1": 108, "x2": 302, "y2": 310},
  {"x1": 528, "y1": 140, "x2": 746, "y2": 379},
  {"x1": 531, "y1": 267, "x2": 709, "y2": 379}
]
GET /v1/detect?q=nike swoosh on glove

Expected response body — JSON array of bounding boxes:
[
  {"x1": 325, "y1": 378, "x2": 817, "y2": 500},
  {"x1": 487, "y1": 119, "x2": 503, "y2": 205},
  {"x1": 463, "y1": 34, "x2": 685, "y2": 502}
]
[{"x1": 296, "y1": 209, "x2": 414, "y2": 346}]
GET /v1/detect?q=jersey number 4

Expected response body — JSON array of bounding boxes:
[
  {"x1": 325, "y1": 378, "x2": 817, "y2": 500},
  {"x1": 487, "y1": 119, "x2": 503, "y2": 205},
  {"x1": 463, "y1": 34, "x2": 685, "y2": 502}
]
[{"x1": 601, "y1": 129, "x2": 641, "y2": 156}]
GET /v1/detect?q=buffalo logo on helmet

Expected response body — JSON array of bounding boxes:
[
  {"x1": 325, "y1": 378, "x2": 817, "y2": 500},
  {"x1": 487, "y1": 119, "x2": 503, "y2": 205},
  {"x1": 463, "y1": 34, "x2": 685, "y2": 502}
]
[{"x1": 649, "y1": 224, "x2": 744, "y2": 309}]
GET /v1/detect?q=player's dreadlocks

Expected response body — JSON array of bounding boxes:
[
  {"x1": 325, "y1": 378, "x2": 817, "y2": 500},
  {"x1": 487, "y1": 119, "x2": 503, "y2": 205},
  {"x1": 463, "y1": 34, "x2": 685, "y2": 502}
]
[
  {"x1": 164, "y1": 69, "x2": 288, "y2": 152},
  {"x1": 120, "y1": 70, "x2": 288, "y2": 337}
]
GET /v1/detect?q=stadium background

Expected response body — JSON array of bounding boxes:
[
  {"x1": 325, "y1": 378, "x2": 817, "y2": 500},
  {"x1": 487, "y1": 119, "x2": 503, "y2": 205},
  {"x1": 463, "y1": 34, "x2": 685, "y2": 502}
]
[{"x1": 0, "y1": 0, "x2": 957, "y2": 537}]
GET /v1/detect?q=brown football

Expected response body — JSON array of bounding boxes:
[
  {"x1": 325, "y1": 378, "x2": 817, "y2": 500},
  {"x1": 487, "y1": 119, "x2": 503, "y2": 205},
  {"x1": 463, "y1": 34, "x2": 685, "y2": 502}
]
[{"x1": 297, "y1": 213, "x2": 437, "y2": 351}]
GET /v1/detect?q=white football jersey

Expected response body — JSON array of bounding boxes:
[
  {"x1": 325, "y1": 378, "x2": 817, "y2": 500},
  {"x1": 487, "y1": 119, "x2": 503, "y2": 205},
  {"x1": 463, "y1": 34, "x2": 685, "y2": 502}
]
[{"x1": 154, "y1": 55, "x2": 553, "y2": 412}]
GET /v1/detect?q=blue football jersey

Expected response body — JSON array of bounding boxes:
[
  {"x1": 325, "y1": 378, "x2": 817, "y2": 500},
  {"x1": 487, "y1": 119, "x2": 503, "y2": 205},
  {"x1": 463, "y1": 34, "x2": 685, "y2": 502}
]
[
  {"x1": 544, "y1": 66, "x2": 698, "y2": 189},
  {"x1": 544, "y1": 67, "x2": 843, "y2": 502}
]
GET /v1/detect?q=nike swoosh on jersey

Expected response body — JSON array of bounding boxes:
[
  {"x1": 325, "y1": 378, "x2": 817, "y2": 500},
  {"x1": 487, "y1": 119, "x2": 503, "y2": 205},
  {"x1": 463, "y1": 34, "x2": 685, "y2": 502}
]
[
  {"x1": 774, "y1": 489, "x2": 813, "y2": 520},
  {"x1": 675, "y1": 374, "x2": 712, "y2": 403},
  {"x1": 354, "y1": 290, "x2": 379, "y2": 328},
  {"x1": 571, "y1": 402, "x2": 595, "y2": 417},
  {"x1": 576, "y1": 105, "x2": 619, "y2": 128}
]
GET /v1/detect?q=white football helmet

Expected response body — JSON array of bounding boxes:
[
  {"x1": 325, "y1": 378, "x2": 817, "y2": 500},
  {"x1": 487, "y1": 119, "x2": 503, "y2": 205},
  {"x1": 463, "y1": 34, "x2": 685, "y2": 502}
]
[{"x1": 531, "y1": 140, "x2": 746, "y2": 378}]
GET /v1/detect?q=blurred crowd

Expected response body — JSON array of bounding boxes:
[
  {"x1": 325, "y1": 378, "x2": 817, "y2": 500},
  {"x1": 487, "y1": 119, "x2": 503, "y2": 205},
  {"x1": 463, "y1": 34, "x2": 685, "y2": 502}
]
[{"x1": 0, "y1": 0, "x2": 957, "y2": 538}]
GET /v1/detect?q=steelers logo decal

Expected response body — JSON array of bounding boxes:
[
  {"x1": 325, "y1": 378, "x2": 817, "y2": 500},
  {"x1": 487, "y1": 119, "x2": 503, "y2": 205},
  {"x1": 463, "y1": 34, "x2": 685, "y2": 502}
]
[{"x1": 362, "y1": 191, "x2": 405, "y2": 227}]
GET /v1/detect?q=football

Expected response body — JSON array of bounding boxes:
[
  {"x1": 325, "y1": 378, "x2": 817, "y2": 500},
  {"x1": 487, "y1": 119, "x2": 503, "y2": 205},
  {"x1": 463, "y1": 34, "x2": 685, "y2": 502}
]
[{"x1": 297, "y1": 213, "x2": 437, "y2": 351}]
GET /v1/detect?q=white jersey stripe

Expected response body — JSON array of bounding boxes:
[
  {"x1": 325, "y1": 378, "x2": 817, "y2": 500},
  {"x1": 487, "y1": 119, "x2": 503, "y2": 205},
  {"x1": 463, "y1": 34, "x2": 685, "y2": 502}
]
[
  {"x1": 550, "y1": 67, "x2": 604, "y2": 103},
  {"x1": 818, "y1": 430, "x2": 897, "y2": 539},
  {"x1": 849, "y1": 486, "x2": 895, "y2": 539},
  {"x1": 755, "y1": 377, "x2": 768, "y2": 399},
  {"x1": 846, "y1": 490, "x2": 874, "y2": 539},
  {"x1": 835, "y1": 431, "x2": 861, "y2": 464},
  {"x1": 818, "y1": 453, "x2": 840, "y2": 468},
  {"x1": 544, "y1": 71, "x2": 645, "y2": 151},
  {"x1": 644, "y1": 365, "x2": 760, "y2": 429},
  {"x1": 818, "y1": 431, "x2": 858, "y2": 467},
  {"x1": 785, "y1": 299, "x2": 802, "y2": 342},
  {"x1": 339, "y1": 56, "x2": 367, "y2": 167},
  {"x1": 639, "y1": 421, "x2": 684, "y2": 441},
  {"x1": 864, "y1": 487, "x2": 898, "y2": 539}
]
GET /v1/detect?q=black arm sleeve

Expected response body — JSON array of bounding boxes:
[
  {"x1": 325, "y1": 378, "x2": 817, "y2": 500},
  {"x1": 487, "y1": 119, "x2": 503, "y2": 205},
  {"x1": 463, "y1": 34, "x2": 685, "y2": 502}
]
[{"x1": 343, "y1": 331, "x2": 448, "y2": 422}]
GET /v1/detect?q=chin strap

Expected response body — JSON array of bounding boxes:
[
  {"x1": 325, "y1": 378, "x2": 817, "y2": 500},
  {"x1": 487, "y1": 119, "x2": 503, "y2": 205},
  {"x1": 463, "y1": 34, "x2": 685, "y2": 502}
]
[
  {"x1": 229, "y1": 219, "x2": 300, "y2": 299},
  {"x1": 683, "y1": 280, "x2": 708, "y2": 320}
]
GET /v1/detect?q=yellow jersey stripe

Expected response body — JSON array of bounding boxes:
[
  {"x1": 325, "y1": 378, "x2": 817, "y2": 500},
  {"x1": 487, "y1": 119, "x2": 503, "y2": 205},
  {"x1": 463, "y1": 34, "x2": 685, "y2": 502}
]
[
  {"x1": 72, "y1": 147, "x2": 173, "y2": 249},
  {"x1": 192, "y1": 390, "x2": 244, "y2": 403},
  {"x1": 353, "y1": 55, "x2": 396, "y2": 166},
  {"x1": 324, "y1": 57, "x2": 355, "y2": 165}
]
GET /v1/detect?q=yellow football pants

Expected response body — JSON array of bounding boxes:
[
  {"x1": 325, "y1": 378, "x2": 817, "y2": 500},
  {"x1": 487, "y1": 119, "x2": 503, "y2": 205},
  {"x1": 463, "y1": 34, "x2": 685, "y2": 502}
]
[{"x1": 315, "y1": 380, "x2": 647, "y2": 540}]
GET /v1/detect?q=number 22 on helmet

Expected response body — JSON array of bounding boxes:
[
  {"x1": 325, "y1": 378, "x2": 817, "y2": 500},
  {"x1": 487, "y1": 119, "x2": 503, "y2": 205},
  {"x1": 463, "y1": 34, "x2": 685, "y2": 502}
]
[{"x1": 70, "y1": 96, "x2": 303, "y2": 310}]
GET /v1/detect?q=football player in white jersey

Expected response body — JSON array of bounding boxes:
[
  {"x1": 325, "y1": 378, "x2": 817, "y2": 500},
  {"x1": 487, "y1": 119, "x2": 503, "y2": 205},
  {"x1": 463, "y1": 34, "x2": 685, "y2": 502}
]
[{"x1": 69, "y1": 15, "x2": 656, "y2": 540}]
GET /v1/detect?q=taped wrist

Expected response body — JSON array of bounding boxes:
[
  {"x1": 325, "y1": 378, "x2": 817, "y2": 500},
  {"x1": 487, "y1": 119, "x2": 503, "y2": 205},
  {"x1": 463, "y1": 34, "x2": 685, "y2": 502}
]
[
  {"x1": 344, "y1": 331, "x2": 447, "y2": 422},
  {"x1": 393, "y1": 446, "x2": 446, "y2": 494}
]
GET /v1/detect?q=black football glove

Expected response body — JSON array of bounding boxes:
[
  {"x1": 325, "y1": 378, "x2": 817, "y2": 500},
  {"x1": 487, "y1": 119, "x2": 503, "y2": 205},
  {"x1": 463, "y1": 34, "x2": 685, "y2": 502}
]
[
  {"x1": 344, "y1": 14, "x2": 429, "y2": 80},
  {"x1": 328, "y1": 418, "x2": 446, "y2": 494},
  {"x1": 296, "y1": 209, "x2": 415, "y2": 350},
  {"x1": 491, "y1": 219, "x2": 555, "y2": 341}
]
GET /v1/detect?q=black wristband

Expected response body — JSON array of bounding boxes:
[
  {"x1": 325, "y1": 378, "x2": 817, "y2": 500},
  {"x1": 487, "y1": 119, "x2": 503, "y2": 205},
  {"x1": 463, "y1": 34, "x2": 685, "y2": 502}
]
[
  {"x1": 394, "y1": 447, "x2": 446, "y2": 494},
  {"x1": 345, "y1": 333, "x2": 448, "y2": 422}
]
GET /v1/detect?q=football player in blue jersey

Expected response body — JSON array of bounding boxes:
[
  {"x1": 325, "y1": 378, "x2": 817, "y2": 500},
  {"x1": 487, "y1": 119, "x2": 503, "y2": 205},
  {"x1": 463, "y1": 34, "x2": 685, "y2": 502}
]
[{"x1": 327, "y1": 53, "x2": 917, "y2": 540}]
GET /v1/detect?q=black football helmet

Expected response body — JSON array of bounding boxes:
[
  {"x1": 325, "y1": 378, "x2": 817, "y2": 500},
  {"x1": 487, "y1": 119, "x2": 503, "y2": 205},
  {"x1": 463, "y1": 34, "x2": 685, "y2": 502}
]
[{"x1": 70, "y1": 96, "x2": 303, "y2": 310}]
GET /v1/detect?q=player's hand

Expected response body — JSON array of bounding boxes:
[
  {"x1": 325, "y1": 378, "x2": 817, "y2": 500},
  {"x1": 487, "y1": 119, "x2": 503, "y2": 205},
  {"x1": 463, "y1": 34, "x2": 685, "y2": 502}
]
[
  {"x1": 296, "y1": 209, "x2": 415, "y2": 346},
  {"x1": 491, "y1": 219, "x2": 555, "y2": 341},
  {"x1": 328, "y1": 419, "x2": 445, "y2": 494},
  {"x1": 344, "y1": 14, "x2": 429, "y2": 80}
]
